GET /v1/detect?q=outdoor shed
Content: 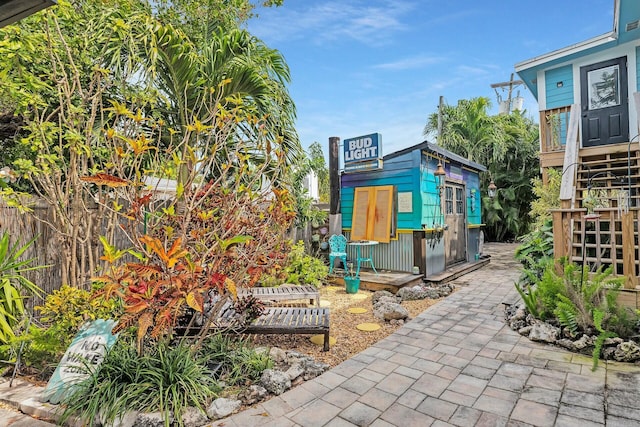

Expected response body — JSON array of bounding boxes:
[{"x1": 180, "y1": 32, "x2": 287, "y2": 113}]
[{"x1": 340, "y1": 140, "x2": 487, "y2": 277}]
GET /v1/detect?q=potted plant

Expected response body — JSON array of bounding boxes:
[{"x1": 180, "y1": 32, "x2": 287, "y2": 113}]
[{"x1": 344, "y1": 262, "x2": 360, "y2": 294}]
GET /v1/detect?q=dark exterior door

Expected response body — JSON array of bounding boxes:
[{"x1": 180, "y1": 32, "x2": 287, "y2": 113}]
[
  {"x1": 444, "y1": 182, "x2": 467, "y2": 266},
  {"x1": 580, "y1": 57, "x2": 628, "y2": 147}
]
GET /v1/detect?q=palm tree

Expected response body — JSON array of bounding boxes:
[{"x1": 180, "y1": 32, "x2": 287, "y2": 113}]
[
  {"x1": 142, "y1": 23, "x2": 301, "y2": 170},
  {"x1": 424, "y1": 97, "x2": 502, "y2": 164}
]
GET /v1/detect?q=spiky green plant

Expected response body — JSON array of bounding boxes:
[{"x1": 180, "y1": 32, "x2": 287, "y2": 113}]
[
  {"x1": 60, "y1": 339, "x2": 219, "y2": 427},
  {"x1": 0, "y1": 232, "x2": 45, "y2": 344}
]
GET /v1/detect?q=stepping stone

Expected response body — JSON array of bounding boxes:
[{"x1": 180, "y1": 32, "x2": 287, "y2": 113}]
[
  {"x1": 351, "y1": 293, "x2": 368, "y2": 300},
  {"x1": 309, "y1": 335, "x2": 336, "y2": 346},
  {"x1": 347, "y1": 307, "x2": 367, "y2": 314},
  {"x1": 356, "y1": 323, "x2": 381, "y2": 332},
  {"x1": 320, "y1": 300, "x2": 331, "y2": 307}
]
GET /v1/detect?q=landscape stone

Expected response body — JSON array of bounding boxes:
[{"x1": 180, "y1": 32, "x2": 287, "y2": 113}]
[
  {"x1": 285, "y1": 363, "x2": 305, "y2": 381},
  {"x1": 241, "y1": 385, "x2": 268, "y2": 405},
  {"x1": 181, "y1": 406, "x2": 208, "y2": 427},
  {"x1": 302, "y1": 360, "x2": 329, "y2": 380},
  {"x1": 613, "y1": 341, "x2": 640, "y2": 362},
  {"x1": 101, "y1": 410, "x2": 138, "y2": 427},
  {"x1": 260, "y1": 369, "x2": 292, "y2": 395},
  {"x1": 373, "y1": 301, "x2": 409, "y2": 321},
  {"x1": 133, "y1": 412, "x2": 170, "y2": 427},
  {"x1": 269, "y1": 347, "x2": 287, "y2": 363},
  {"x1": 206, "y1": 398, "x2": 242, "y2": 420},
  {"x1": 528, "y1": 321, "x2": 560, "y2": 343},
  {"x1": 372, "y1": 290, "x2": 399, "y2": 305}
]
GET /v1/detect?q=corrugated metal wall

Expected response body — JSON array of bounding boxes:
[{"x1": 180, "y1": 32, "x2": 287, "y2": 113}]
[{"x1": 344, "y1": 231, "x2": 414, "y2": 273}]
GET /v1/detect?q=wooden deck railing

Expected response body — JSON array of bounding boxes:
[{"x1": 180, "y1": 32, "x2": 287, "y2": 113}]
[{"x1": 539, "y1": 106, "x2": 572, "y2": 154}]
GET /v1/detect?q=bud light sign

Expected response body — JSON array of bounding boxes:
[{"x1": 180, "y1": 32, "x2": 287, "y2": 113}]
[{"x1": 343, "y1": 133, "x2": 382, "y2": 173}]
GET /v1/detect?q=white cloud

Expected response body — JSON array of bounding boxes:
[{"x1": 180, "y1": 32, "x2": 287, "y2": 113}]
[
  {"x1": 373, "y1": 55, "x2": 445, "y2": 71},
  {"x1": 251, "y1": 0, "x2": 416, "y2": 47}
]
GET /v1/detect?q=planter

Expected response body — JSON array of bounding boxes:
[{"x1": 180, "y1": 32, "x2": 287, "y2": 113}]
[
  {"x1": 319, "y1": 241, "x2": 329, "y2": 250},
  {"x1": 344, "y1": 277, "x2": 360, "y2": 294}
]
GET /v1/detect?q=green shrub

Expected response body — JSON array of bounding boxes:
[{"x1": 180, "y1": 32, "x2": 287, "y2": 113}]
[
  {"x1": 60, "y1": 339, "x2": 219, "y2": 427},
  {"x1": 36, "y1": 284, "x2": 121, "y2": 335},
  {"x1": 199, "y1": 333, "x2": 273, "y2": 385},
  {"x1": 261, "y1": 240, "x2": 328, "y2": 287}
]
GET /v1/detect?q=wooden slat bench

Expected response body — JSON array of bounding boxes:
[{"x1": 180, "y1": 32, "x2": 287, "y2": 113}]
[
  {"x1": 237, "y1": 285, "x2": 320, "y2": 307},
  {"x1": 216, "y1": 305, "x2": 331, "y2": 351}
]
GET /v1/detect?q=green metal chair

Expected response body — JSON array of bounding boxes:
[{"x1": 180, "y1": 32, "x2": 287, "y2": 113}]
[{"x1": 328, "y1": 234, "x2": 347, "y2": 274}]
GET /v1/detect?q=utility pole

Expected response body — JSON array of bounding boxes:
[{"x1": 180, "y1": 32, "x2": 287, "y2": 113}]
[{"x1": 491, "y1": 73, "x2": 524, "y2": 114}]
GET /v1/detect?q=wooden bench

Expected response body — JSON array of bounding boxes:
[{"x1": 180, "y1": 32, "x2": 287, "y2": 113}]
[
  {"x1": 238, "y1": 285, "x2": 320, "y2": 307},
  {"x1": 181, "y1": 301, "x2": 331, "y2": 352}
]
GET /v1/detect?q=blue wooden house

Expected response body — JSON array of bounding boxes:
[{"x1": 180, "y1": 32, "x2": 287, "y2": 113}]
[
  {"x1": 340, "y1": 141, "x2": 486, "y2": 277},
  {"x1": 515, "y1": 0, "x2": 640, "y2": 291}
]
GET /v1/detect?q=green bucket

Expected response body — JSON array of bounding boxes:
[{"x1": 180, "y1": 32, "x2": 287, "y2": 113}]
[{"x1": 344, "y1": 277, "x2": 360, "y2": 294}]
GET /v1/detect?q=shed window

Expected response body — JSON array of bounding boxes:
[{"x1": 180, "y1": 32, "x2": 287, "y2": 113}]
[
  {"x1": 445, "y1": 186, "x2": 454, "y2": 215},
  {"x1": 351, "y1": 185, "x2": 396, "y2": 243},
  {"x1": 456, "y1": 187, "x2": 464, "y2": 214}
]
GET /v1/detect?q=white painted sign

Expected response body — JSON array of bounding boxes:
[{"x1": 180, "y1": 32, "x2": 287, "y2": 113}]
[
  {"x1": 398, "y1": 192, "x2": 413, "y2": 213},
  {"x1": 41, "y1": 319, "x2": 118, "y2": 404}
]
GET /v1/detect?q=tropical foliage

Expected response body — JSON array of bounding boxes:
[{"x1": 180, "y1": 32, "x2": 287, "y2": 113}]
[
  {"x1": 0, "y1": 232, "x2": 43, "y2": 344},
  {"x1": 515, "y1": 257, "x2": 640, "y2": 368},
  {"x1": 424, "y1": 97, "x2": 540, "y2": 241},
  {"x1": 0, "y1": 0, "x2": 300, "y2": 288}
]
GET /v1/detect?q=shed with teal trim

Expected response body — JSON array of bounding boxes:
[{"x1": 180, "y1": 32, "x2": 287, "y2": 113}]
[{"x1": 340, "y1": 140, "x2": 486, "y2": 276}]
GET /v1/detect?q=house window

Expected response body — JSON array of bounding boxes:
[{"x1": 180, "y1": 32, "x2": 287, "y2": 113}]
[
  {"x1": 351, "y1": 185, "x2": 396, "y2": 243},
  {"x1": 587, "y1": 64, "x2": 620, "y2": 110}
]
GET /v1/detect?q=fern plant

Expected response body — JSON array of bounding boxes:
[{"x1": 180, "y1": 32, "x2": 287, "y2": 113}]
[
  {"x1": 553, "y1": 295, "x2": 580, "y2": 336},
  {"x1": 592, "y1": 308, "x2": 617, "y2": 370}
]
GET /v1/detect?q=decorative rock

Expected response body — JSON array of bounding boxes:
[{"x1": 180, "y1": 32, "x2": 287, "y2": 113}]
[
  {"x1": 102, "y1": 411, "x2": 138, "y2": 427},
  {"x1": 512, "y1": 307, "x2": 527, "y2": 321},
  {"x1": 206, "y1": 398, "x2": 242, "y2": 420},
  {"x1": 240, "y1": 385, "x2": 268, "y2": 405},
  {"x1": 372, "y1": 301, "x2": 409, "y2": 321},
  {"x1": 181, "y1": 407, "x2": 208, "y2": 427},
  {"x1": 269, "y1": 347, "x2": 287, "y2": 364},
  {"x1": 517, "y1": 326, "x2": 532, "y2": 336},
  {"x1": 613, "y1": 341, "x2": 640, "y2": 362},
  {"x1": 573, "y1": 334, "x2": 595, "y2": 350},
  {"x1": 133, "y1": 412, "x2": 170, "y2": 427},
  {"x1": 302, "y1": 360, "x2": 329, "y2": 380},
  {"x1": 528, "y1": 322, "x2": 560, "y2": 343},
  {"x1": 260, "y1": 369, "x2": 291, "y2": 395},
  {"x1": 603, "y1": 346, "x2": 617, "y2": 360},
  {"x1": 557, "y1": 338, "x2": 577, "y2": 351},
  {"x1": 376, "y1": 295, "x2": 400, "y2": 305},
  {"x1": 285, "y1": 363, "x2": 305, "y2": 381},
  {"x1": 396, "y1": 286, "x2": 439, "y2": 301},
  {"x1": 285, "y1": 351, "x2": 307, "y2": 365},
  {"x1": 604, "y1": 337, "x2": 624, "y2": 346},
  {"x1": 372, "y1": 290, "x2": 399, "y2": 305}
]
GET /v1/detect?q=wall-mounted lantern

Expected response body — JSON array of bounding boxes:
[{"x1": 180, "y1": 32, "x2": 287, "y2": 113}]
[{"x1": 488, "y1": 180, "x2": 497, "y2": 199}]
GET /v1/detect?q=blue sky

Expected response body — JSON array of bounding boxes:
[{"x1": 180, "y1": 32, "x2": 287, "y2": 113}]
[{"x1": 248, "y1": 0, "x2": 615, "y2": 158}]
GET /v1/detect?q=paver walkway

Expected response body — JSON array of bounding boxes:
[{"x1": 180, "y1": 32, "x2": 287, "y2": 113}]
[{"x1": 212, "y1": 243, "x2": 640, "y2": 427}]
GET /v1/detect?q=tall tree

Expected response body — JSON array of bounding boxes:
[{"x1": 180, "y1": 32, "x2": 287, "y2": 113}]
[{"x1": 424, "y1": 98, "x2": 539, "y2": 241}]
